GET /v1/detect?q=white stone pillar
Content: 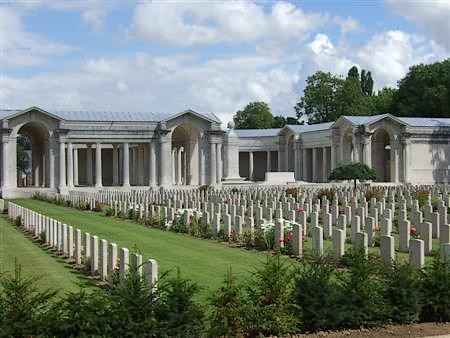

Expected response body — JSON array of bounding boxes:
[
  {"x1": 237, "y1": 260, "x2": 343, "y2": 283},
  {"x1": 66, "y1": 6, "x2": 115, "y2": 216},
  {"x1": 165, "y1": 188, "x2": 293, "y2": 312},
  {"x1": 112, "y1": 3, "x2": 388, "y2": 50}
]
[
  {"x1": 330, "y1": 145, "x2": 336, "y2": 171},
  {"x1": 322, "y1": 147, "x2": 328, "y2": 182},
  {"x1": 277, "y1": 149, "x2": 282, "y2": 172},
  {"x1": 67, "y1": 142, "x2": 74, "y2": 188},
  {"x1": 294, "y1": 144, "x2": 299, "y2": 180},
  {"x1": 266, "y1": 150, "x2": 271, "y2": 173},
  {"x1": 216, "y1": 143, "x2": 222, "y2": 184},
  {"x1": 210, "y1": 142, "x2": 216, "y2": 185},
  {"x1": 402, "y1": 140, "x2": 410, "y2": 183},
  {"x1": 86, "y1": 144, "x2": 93, "y2": 186},
  {"x1": 285, "y1": 139, "x2": 289, "y2": 170},
  {"x1": 148, "y1": 142, "x2": 155, "y2": 186},
  {"x1": 1, "y1": 139, "x2": 9, "y2": 188},
  {"x1": 199, "y1": 145, "x2": 204, "y2": 185},
  {"x1": 177, "y1": 147, "x2": 183, "y2": 185},
  {"x1": 249, "y1": 151, "x2": 254, "y2": 181},
  {"x1": 312, "y1": 147, "x2": 317, "y2": 182},
  {"x1": 302, "y1": 148, "x2": 307, "y2": 181},
  {"x1": 95, "y1": 143, "x2": 102, "y2": 188},
  {"x1": 112, "y1": 144, "x2": 119, "y2": 186},
  {"x1": 391, "y1": 141, "x2": 400, "y2": 183},
  {"x1": 172, "y1": 148, "x2": 177, "y2": 185},
  {"x1": 122, "y1": 143, "x2": 130, "y2": 187},
  {"x1": 49, "y1": 140, "x2": 56, "y2": 189},
  {"x1": 362, "y1": 137, "x2": 371, "y2": 167},
  {"x1": 73, "y1": 147, "x2": 79, "y2": 186},
  {"x1": 159, "y1": 135, "x2": 172, "y2": 187},
  {"x1": 59, "y1": 141, "x2": 66, "y2": 189}
]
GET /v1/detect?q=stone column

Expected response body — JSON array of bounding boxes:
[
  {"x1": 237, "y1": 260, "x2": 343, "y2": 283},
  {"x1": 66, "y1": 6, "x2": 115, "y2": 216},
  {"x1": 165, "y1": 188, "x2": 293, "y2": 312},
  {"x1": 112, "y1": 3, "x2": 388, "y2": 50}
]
[
  {"x1": 322, "y1": 147, "x2": 328, "y2": 182},
  {"x1": 159, "y1": 133, "x2": 172, "y2": 186},
  {"x1": 73, "y1": 147, "x2": 79, "y2": 186},
  {"x1": 66, "y1": 143, "x2": 74, "y2": 188},
  {"x1": 122, "y1": 143, "x2": 130, "y2": 187},
  {"x1": 302, "y1": 148, "x2": 307, "y2": 181},
  {"x1": 95, "y1": 143, "x2": 102, "y2": 187},
  {"x1": 294, "y1": 143, "x2": 299, "y2": 180},
  {"x1": 199, "y1": 145, "x2": 204, "y2": 185},
  {"x1": 148, "y1": 142, "x2": 156, "y2": 186},
  {"x1": 1, "y1": 138, "x2": 9, "y2": 188},
  {"x1": 285, "y1": 139, "x2": 289, "y2": 171},
  {"x1": 362, "y1": 136, "x2": 371, "y2": 167},
  {"x1": 248, "y1": 151, "x2": 254, "y2": 181},
  {"x1": 391, "y1": 140, "x2": 400, "y2": 183},
  {"x1": 49, "y1": 139, "x2": 56, "y2": 189},
  {"x1": 277, "y1": 147, "x2": 282, "y2": 172},
  {"x1": 330, "y1": 145, "x2": 337, "y2": 171},
  {"x1": 86, "y1": 144, "x2": 93, "y2": 186},
  {"x1": 216, "y1": 143, "x2": 222, "y2": 184},
  {"x1": 210, "y1": 142, "x2": 216, "y2": 185},
  {"x1": 177, "y1": 147, "x2": 183, "y2": 185},
  {"x1": 172, "y1": 148, "x2": 177, "y2": 185},
  {"x1": 266, "y1": 150, "x2": 271, "y2": 173},
  {"x1": 312, "y1": 147, "x2": 317, "y2": 182},
  {"x1": 59, "y1": 141, "x2": 66, "y2": 189},
  {"x1": 112, "y1": 144, "x2": 119, "y2": 186},
  {"x1": 402, "y1": 137, "x2": 410, "y2": 183}
]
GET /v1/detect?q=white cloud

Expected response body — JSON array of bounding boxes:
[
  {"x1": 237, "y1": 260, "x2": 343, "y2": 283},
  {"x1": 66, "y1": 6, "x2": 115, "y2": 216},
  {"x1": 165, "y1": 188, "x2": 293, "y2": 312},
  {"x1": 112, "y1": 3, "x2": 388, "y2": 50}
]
[
  {"x1": 128, "y1": 1, "x2": 330, "y2": 47},
  {"x1": 383, "y1": 0, "x2": 450, "y2": 50},
  {"x1": 3, "y1": 53, "x2": 300, "y2": 125},
  {"x1": 336, "y1": 16, "x2": 363, "y2": 34},
  {"x1": 1, "y1": 6, "x2": 76, "y2": 67},
  {"x1": 81, "y1": 8, "x2": 106, "y2": 33}
]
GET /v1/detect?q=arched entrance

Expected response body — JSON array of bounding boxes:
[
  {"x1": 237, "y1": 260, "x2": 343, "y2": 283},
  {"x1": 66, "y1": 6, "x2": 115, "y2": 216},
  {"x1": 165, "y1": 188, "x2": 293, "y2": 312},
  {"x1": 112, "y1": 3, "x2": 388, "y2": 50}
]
[
  {"x1": 371, "y1": 128, "x2": 391, "y2": 182},
  {"x1": 171, "y1": 124, "x2": 201, "y2": 185},
  {"x1": 16, "y1": 122, "x2": 50, "y2": 187}
]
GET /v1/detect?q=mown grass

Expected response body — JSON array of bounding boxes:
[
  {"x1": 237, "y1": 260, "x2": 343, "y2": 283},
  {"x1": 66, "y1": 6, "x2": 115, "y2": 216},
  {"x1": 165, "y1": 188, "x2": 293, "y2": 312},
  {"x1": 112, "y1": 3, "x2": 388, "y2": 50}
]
[
  {"x1": 0, "y1": 213, "x2": 92, "y2": 292},
  {"x1": 12, "y1": 199, "x2": 271, "y2": 300}
]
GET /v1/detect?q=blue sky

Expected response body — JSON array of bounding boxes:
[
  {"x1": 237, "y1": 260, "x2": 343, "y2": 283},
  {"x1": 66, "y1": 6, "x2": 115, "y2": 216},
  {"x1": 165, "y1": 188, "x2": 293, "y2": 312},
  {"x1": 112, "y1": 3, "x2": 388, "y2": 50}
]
[{"x1": 2, "y1": 0, "x2": 449, "y2": 124}]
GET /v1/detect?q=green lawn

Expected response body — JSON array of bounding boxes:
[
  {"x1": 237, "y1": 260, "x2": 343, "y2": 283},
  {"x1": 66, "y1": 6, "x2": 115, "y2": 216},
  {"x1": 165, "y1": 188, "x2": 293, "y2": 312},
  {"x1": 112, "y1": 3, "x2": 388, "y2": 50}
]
[
  {"x1": 12, "y1": 199, "x2": 271, "y2": 299},
  {"x1": 0, "y1": 213, "x2": 92, "y2": 293}
]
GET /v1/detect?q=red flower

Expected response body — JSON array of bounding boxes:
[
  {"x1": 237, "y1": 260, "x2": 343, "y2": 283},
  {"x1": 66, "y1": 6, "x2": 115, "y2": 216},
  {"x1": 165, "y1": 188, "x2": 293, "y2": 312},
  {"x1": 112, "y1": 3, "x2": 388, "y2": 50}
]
[
  {"x1": 302, "y1": 235, "x2": 308, "y2": 241},
  {"x1": 296, "y1": 208, "x2": 304, "y2": 212},
  {"x1": 373, "y1": 226, "x2": 380, "y2": 232},
  {"x1": 410, "y1": 227, "x2": 417, "y2": 234}
]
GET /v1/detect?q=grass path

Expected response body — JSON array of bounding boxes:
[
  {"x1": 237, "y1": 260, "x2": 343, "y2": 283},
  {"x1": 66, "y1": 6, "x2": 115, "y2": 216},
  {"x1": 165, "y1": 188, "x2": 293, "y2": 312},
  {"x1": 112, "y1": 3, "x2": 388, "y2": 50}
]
[
  {"x1": 0, "y1": 213, "x2": 91, "y2": 293},
  {"x1": 13, "y1": 199, "x2": 270, "y2": 299}
]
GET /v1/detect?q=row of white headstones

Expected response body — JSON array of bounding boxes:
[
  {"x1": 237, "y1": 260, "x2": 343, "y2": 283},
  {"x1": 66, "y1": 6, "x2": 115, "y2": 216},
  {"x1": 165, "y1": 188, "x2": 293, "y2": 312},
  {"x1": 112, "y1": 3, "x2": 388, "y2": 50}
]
[
  {"x1": 5, "y1": 201, "x2": 158, "y2": 288},
  {"x1": 53, "y1": 185, "x2": 450, "y2": 268}
]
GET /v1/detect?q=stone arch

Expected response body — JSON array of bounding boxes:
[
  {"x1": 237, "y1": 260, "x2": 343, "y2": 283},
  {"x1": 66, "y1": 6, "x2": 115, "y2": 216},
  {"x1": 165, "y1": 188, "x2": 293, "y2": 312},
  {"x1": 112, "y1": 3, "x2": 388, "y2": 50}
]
[
  {"x1": 371, "y1": 128, "x2": 393, "y2": 182},
  {"x1": 171, "y1": 124, "x2": 201, "y2": 185},
  {"x1": 16, "y1": 121, "x2": 50, "y2": 188}
]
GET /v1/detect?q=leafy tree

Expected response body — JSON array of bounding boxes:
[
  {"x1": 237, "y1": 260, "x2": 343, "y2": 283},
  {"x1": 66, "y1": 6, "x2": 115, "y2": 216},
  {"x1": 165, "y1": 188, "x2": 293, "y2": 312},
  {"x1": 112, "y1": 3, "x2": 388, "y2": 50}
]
[
  {"x1": 16, "y1": 135, "x2": 31, "y2": 173},
  {"x1": 294, "y1": 71, "x2": 344, "y2": 124},
  {"x1": 272, "y1": 115, "x2": 302, "y2": 128},
  {"x1": 233, "y1": 101, "x2": 274, "y2": 129},
  {"x1": 393, "y1": 59, "x2": 450, "y2": 118},
  {"x1": 328, "y1": 162, "x2": 377, "y2": 189},
  {"x1": 372, "y1": 87, "x2": 396, "y2": 114}
]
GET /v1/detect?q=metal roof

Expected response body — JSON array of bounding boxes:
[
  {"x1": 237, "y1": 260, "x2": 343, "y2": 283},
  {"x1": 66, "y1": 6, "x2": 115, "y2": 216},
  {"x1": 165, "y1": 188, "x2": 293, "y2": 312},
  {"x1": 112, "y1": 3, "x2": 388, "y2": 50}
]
[
  {"x1": 0, "y1": 108, "x2": 221, "y2": 123},
  {"x1": 397, "y1": 117, "x2": 450, "y2": 127},
  {"x1": 286, "y1": 122, "x2": 334, "y2": 133},
  {"x1": 231, "y1": 128, "x2": 281, "y2": 137}
]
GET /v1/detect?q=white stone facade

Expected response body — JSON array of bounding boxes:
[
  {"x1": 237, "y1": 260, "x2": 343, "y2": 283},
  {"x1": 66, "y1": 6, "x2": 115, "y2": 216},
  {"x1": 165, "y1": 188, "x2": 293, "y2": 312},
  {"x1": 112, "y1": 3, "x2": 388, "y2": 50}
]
[{"x1": 1, "y1": 107, "x2": 450, "y2": 197}]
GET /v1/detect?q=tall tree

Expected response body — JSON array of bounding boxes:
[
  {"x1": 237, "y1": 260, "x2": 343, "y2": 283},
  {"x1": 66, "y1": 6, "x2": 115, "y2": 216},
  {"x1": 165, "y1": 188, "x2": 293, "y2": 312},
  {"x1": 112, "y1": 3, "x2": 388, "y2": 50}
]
[
  {"x1": 272, "y1": 116, "x2": 302, "y2": 128},
  {"x1": 372, "y1": 87, "x2": 396, "y2": 114},
  {"x1": 294, "y1": 71, "x2": 344, "y2": 124},
  {"x1": 233, "y1": 102, "x2": 275, "y2": 129},
  {"x1": 335, "y1": 66, "x2": 373, "y2": 117},
  {"x1": 393, "y1": 59, "x2": 450, "y2": 118},
  {"x1": 360, "y1": 69, "x2": 374, "y2": 96}
]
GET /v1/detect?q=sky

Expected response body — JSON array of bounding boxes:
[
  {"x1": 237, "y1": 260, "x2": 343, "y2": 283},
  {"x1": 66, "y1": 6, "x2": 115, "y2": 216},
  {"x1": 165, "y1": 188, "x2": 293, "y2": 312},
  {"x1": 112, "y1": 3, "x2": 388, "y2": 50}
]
[{"x1": 1, "y1": 0, "x2": 450, "y2": 125}]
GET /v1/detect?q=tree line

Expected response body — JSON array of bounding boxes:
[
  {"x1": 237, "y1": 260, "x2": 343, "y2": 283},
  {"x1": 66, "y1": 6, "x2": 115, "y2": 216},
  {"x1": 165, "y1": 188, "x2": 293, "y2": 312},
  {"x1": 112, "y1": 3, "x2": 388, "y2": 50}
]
[{"x1": 233, "y1": 58, "x2": 450, "y2": 128}]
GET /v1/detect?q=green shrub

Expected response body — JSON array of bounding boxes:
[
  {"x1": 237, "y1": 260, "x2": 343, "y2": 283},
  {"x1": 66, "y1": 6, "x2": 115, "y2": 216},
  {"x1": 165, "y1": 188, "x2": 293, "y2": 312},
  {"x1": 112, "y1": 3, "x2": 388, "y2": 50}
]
[
  {"x1": 39, "y1": 230, "x2": 46, "y2": 243},
  {"x1": 0, "y1": 260, "x2": 57, "y2": 337},
  {"x1": 104, "y1": 206, "x2": 114, "y2": 217},
  {"x1": 419, "y1": 255, "x2": 450, "y2": 322},
  {"x1": 154, "y1": 268, "x2": 204, "y2": 338},
  {"x1": 382, "y1": 263, "x2": 421, "y2": 323},
  {"x1": 335, "y1": 249, "x2": 387, "y2": 328},
  {"x1": 208, "y1": 268, "x2": 248, "y2": 337},
  {"x1": 245, "y1": 254, "x2": 297, "y2": 336},
  {"x1": 14, "y1": 216, "x2": 22, "y2": 227},
  {"x1": 292, "y1": 256, "x2": 338, "y2": 332}
]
